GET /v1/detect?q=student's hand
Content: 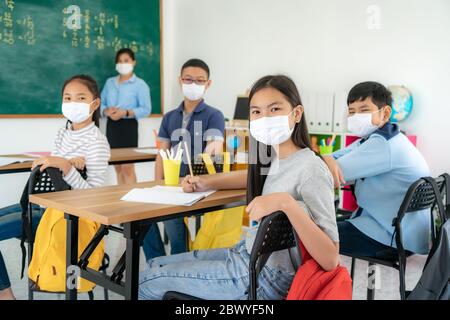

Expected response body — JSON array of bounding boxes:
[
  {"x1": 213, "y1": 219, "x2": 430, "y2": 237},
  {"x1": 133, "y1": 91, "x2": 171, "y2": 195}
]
[
  {"x1": 246, "y1": 193, "x2": 294, "y2": 222},
  {"x1": 322, "y1": 155, "x2": 346, "y2": 188},
  {"x1": 181, "y1": 176, "x2": 211, "y2": 193},
  {"x1": 32, "y1": 156, "x2": 72, "y2": 176},
  {"x1": 69, "y1": 157, "x2": 86, "y2": 170}
]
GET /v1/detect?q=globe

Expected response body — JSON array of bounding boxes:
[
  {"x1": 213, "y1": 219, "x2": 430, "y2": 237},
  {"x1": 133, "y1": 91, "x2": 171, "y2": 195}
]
[{"x1": 388, "y1": 85, "x2": 413, "y2": 122}]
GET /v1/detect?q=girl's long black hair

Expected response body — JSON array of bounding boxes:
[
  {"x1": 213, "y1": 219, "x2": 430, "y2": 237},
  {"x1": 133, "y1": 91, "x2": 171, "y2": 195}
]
[
  {"x1": 247, "y1": 75, "x2": 313, "y2": 204},
  {"x1": 62, "y1": 74, "x2": 101, "y2": 128}
]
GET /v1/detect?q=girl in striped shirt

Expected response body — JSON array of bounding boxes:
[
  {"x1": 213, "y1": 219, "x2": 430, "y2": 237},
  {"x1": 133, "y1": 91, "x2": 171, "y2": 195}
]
[
  {"x1": 0, "y1": 75, "x2": 110, "y2": 300},
  {"x1": 32, "y1": 74, "x2": 110, "y2": 187}
]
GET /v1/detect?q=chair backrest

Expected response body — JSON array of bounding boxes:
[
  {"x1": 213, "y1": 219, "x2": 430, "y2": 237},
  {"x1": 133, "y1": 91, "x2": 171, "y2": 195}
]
[
  {"x1": 398, "y1": 177, "x2": 443, "y2": 217},
  {"x1": 249, "y1": 211, "x2": 299, "y2": 273},
  {"x1": 394, "y1": 176, "x2": 446, "y2": 257},
  {"x1": 192, "y1": 154, "x2": 224, "y2": 175},
  {"x1": 28, "y1": 166, "x2": 88, "y2": 195}
]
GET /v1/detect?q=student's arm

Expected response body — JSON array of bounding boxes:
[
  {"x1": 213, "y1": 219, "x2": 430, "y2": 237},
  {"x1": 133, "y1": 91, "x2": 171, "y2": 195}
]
[
  {"x1": 336, "y1": 135, "x2": 392, "y2": 181},
  {"x1": 331, "y1": 139, "x2": 360, "y2": 160},
  {"x1": 203, "y1": 110, "x2": 225, "y2": 155},
  {"x1": 283, "y1": 196, "x2": 339, "y2": 271},
  {"x1": 154, "y1": 140, "x2": 171, "y2": 180},
  {"x1": 63, "y1": 139, "x2": 111, "y2": 189},
  {"x1": 130, "y1": 82, "x2": 151, "y2": 119},
  {"x1": 182, "y1": 170, "x2": 247, "y2": 192},
  {"x1": 246, "y1": 173, "x2": 340, "y2": 271},
  {"x1": 204, "y1": 140, "x2": 224, "y2": 155}
]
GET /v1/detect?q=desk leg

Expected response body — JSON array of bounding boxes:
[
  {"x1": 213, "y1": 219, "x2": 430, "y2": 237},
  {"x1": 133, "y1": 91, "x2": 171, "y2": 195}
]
[
  {"x1": 65, "y1": 213, "x2": 78, "y2": 301},
  {"x1": 124, "y1": 221, "x2": 140, "y2": 300}
]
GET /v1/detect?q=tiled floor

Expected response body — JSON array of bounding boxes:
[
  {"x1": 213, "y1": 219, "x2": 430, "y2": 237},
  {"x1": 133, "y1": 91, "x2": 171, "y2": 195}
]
[{"x1": 0, "y1": 226, "x2": 427, "y2": 300}]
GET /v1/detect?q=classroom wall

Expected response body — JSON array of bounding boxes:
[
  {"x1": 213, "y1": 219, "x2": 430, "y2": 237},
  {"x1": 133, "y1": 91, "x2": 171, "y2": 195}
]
[
  {"x1": 1, "y1": 0, "x2": 449, "y2": 207},
  {"x1": 167, "y1": 0, "x2": 450, "y2": 176}
]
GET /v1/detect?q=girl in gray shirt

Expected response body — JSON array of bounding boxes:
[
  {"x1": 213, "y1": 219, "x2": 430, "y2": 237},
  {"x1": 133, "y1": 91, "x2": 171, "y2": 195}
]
[{"x1": 138, "y1": 75, "x2": 340, "y2": 300}]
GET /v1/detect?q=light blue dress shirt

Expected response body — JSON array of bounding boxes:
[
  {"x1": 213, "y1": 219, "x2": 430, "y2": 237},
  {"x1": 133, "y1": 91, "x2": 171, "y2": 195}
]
[
  {"x1": 100, "y1": 74, "x2": 151, "y2": 119},
  {"x1": 333, "y1": 123, "x2": 431, "y2": 254}
]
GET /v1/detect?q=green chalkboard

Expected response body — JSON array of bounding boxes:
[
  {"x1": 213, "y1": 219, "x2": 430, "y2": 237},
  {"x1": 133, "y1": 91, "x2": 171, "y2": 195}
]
[{"x1": 0, "y1": 0, "x2": 162, "y2": 117}]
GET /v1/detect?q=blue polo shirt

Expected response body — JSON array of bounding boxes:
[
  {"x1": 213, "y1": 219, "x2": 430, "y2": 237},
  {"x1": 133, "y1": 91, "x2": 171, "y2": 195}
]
[
  {"x1": 158, "y1": 100, "x2": 225, "y2": 177},
  {"x1": 333, "y1": 123, "x2": 431, "y2": 254}
]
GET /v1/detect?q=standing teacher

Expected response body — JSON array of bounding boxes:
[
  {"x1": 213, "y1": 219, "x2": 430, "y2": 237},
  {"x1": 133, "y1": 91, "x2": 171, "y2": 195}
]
[{"x1": 101, "y1": 48, "x2": 152, "y2": 184}]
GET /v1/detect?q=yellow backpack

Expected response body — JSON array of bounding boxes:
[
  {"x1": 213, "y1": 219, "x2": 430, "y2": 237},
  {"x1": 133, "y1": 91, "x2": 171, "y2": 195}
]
[
  {"x1": 186, "y1": 206, "x2": 245, "y2": 250},
  {"x1": 185, "y1": 152, "x2": 244, "y2": 250},
  {"x1": 28, "y1": 207, "x2": 104, "y2": 292}
]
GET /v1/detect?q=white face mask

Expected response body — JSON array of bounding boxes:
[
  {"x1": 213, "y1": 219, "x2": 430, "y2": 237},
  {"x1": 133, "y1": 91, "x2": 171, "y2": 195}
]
[
  {"x1": 182, "y1": 83, "x2": 206, "y2": 101},
  {"x1": 250, "y1": 111, "x2": 295, "y2": 146},
  {"x1": 116, "y1": 63, "x2": 134, "y2": 76},
  {"x1": 347, "y1": 109, "x2": 383, "y2": 137},
  {"x1": 62, "y1": 100, "x2": 96, "y2": 124}
]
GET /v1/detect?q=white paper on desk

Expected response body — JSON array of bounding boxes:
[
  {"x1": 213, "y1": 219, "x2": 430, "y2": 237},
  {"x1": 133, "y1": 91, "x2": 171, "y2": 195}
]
[
  {"x1": 0, "y1": 157, "x2": 33, "y2": 167},
  {"x1": 121, "y1": 186, "x2": 216, "y2": 206},
  {"x1": 133, "y1": 148, "x2": 159, "y2": 155}
]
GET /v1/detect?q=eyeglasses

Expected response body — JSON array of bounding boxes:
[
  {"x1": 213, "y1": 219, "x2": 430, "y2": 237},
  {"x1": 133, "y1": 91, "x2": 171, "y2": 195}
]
[{"x1": 181, "y1": 78, "x2": 208, "y2": 85}]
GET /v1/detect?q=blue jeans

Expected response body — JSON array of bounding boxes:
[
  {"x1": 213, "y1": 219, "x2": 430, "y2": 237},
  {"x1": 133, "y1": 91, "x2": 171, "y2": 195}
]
[
  {"x1": 138, "y1": 240, "x2": 294, "y2": 300},
  {"x1": 0, "y1": 203, "x2": 43, "y2": 290},
  {"x1": 142, "y1": 218, "x2": 187, "y2": 260},
  {"x1": 0, "y1": 251, "x2": 10, "y2": 290},
  {"x1": 0, "y1": 203, "x2": 43, "y2": 241}
]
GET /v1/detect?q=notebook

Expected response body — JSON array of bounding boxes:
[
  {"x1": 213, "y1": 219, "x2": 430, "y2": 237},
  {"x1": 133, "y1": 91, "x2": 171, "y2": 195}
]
[
  {"x1": 133, "y1": 148, "x2": 159, "y2": 155},
  {"x1": 22, "y1": 151, "x2": 51, "y2": 158},
  {"x1": 0, "y1": 157, "x2": 33, "y2": 167},
  {"x1": 121, "y1": 186, "x2": 216, "y2": 206}
]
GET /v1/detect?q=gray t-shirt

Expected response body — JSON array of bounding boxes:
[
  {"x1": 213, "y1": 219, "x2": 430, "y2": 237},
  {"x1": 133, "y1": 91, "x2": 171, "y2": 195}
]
[{"x1": 245, "y1": 148, "x2": 339, "y2": 274}]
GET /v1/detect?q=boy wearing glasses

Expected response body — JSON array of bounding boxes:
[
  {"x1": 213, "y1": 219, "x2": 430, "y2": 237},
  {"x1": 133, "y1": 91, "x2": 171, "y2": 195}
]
[{"x1": 142, "y1": 59, "x2": 225, "y2": 259}]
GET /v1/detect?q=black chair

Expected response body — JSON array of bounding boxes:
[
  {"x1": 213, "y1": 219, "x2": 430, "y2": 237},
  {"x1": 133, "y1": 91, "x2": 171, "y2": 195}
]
[
  {"x1": 21, "y1": 166, "x2": 109, "y2": 300},
  {"x1": 163, "y1": 210, "x2": 301, "y2": 300},
  {"x1": 343, "y1": 176, "x2": 447, "y2": 300}
]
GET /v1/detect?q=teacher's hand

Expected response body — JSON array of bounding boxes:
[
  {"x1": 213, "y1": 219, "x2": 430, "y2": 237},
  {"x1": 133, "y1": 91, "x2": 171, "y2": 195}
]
[
  {"x1": 104, "y1": 106, "x2": 118, "y2": 117},
  {"x1": 109, "y1": 108, "x2": 127, "y2": 121}
]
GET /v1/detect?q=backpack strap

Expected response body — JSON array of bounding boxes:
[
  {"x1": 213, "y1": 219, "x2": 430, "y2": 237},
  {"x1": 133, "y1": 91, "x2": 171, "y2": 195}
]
[
  {"x1": 19, "y1": 177, "x2": 31, "y2": 279},
  {"x1": 421, "y1": 177, "x2": 446, "y2": 267},
  {"x1": 422, "y1": 177, "x2": 446, "y2": 227},
  {"x1": 440, "y1": 173, "x2": 450, "y2": 223}
]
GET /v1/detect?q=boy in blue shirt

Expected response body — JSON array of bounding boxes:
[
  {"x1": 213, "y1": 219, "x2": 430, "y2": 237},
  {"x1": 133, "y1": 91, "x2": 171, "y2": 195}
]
[
  {"x1": 142, "y1": 59, "x2": 225, "y2": 260},
  {"x1": 323, "y1": 82, "x2": 430, "y2": 258}
]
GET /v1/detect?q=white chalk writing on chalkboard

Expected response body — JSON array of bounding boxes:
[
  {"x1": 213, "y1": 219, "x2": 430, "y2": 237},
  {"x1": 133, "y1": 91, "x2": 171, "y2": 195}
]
[{"x1": 0, "y1": 0, "x2": 35, "y2": 46}]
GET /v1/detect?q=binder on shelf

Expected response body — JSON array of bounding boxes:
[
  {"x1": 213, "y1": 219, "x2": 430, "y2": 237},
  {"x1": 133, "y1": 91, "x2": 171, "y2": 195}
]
[
  {"x1": 333, "y1": 92, "x2": 348, "y2": 132},
  {"x1": 316, "y1": 92, "x2": 334, "y2": 133},
  {"x1": 303, "y1": 91, "x2": 318, "y2": 132}
]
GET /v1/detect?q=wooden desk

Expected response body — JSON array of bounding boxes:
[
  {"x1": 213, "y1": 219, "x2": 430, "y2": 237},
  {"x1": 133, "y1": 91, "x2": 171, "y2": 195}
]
[
  {"x1": 29, "y1": 181, "x2": 246, "y2": 300},
  {"x1": 0, "y1": 148, "x2": 157, "y2": 175}
]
